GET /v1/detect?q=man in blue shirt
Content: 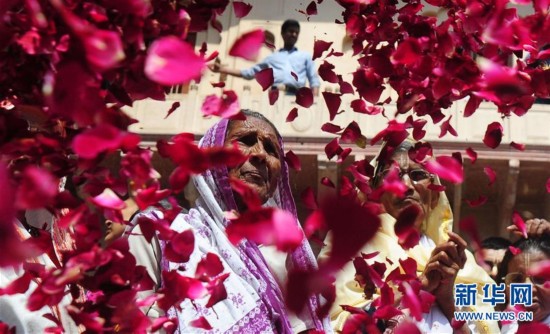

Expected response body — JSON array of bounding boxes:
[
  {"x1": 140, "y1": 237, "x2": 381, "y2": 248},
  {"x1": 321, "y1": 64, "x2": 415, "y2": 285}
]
[{"x1": 210, "y1": 19, "x2": 320, "y2": 95}]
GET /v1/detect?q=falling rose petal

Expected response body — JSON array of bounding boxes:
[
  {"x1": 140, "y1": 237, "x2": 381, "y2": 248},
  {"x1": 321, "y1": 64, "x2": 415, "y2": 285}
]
[
  {"x1": 466, "y1": 147, "x2": 478, "y2": 164},
  {"x1": 81, "y1": 29, "x2": 125, "y2": 72},
  {"x1": 255, "y1": 68, "x2": 273, "y2": 91},
  {"x1": 190, "y1": 316, "x2": 212, "y2": 330},
  {"x1": 269, "y1": 88, "x2": 279, "y2": 105},
  {"x1": 296, "y1": 87, "x2": 314, "y2": 108},
  {"x1": 229, "y1": 177, "x2": 262, "y2": 209},
  {"x1": 164, "y1": 101, "x2": 180, "y2": 119},
  {"x1": 285, "y1": 150, "x2": 301, "y2": 171},
  {"x1": 201, "y1": 90, "x2": 242, "y2": 119},
  {"x1": 157, "y1": 271, "x2": 207, "y2": 311},
  {"x1": 300, "y1": 187, "x2": 318, "y2": 210},
  {"x1": 145, "y1": 36, "x2": 205, "y2": 85},
  {"x1": 321, "y1": 123, "x2": 343, "y2": 134},
  {"x1": 228, "y1": 29, "x2": 264, "y2": 61},
  {"x1": 465, "y1": 195, "x2": 488, "y2": 207},
  {"x1": 15, "y1": 166, "x2": 58, "y2": 209},
  {"x1": 232, "y1": 1, "x2": 252, "y2": 19},
  {"x1": 324, "y1": 138, "x2": 342, "y2": 160},
  {"x1": 512, "y1": 212, "x2": 527, "y2": 238},
  {"x1": 226, "y1": 208, "x2": 303, "y2": 252},
  {"x1": 164, "y1": 229, "x2": 195, "y2": 263},
  {"x1": 439, "y1": 116, "x2": 457, "y2": 138},
  {"x1": 401, "y1": 282, "x2": 423, "y2": 321},
  {"x1": 483, "y1": 122, "x2": 504, "y2": 149},
  {"x1": 350, "y1": 99, "x2": 382, "y2": 115},
  {"x1": 509, "y1": 246, "x2": 522, "y2": 255},
  {"x1": 424, "y1": 156, "x2": 464, "y2": 184},
  {"x1": 286, "y1": 107, "x2": 298, "y2": 122},
  {"x1": 195, "y1": 253, "x2": 224, "y2": 279},
  {"x1": 72, "y1": 124, "x2": 140, "y2": 159},
  {"x1": 340, "y1": 121, "x2": 366, "y2": 148},
  {"x1": 394, "y1": 204, "x2": 421, "y2": 250},
  {"x1": 321, "y1": 177, "x2": 335, "y2": 188},
  {"x1": 318, "y1": 61, "x2": 339, "y2": 83},
  {"x1": 428, "y1": 184, "x2": 446, "y2": 192},
  {"x1": 90, "y1": 188, "x2": 126, "y2": 210},
  {"x1": 313, "y1": 39, "x2": 333, "y2": 60},
  {"x1": 322, "y1": 92, "x2": 342, "y2": 120},
  {"x1": 451, "y1": 319, "x2": 467, "y2": 330},
  {"x1": 528, "y1": 260, "x2": 550, "y2": 280},
  {"x1": 320, "y1": 194, "x2": 381, "y2": 268},
  {"x1": 464, "y1": 95, "x2": 482, "y2": 117},
  {"x1": 391, "y1": 38, "x2": 421, "y2": 65},
  {"x1": 291, "y1": 72, "x2": 298, "y2": 81},
  {"x1": 211, "y1": 82, "x2": 225, "y2": 88},
  {"x1": 306, "y1": 1, "x2": 318, "y2": 15},
  {"x1": 510, "y1": 141, "x2": 525, "y2": 151},
  {"x1": 484, "y1": 166, "x2": 497, "y2": 186},
  {"x1": 459, "y1": 216, "x2": 482, "y2": 250},
  {"x1": 547, "y1": 178, "x2": 550, "y2": 193}
]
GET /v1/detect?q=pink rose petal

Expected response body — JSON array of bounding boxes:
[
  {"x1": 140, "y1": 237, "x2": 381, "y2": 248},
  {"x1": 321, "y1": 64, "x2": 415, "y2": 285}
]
[
  {"x1": 232, "y1": 2, "x2": 252, "y2": 19},
  {"x1": 269, "y1": 88, "x2": 279, "y2": 105},
  {"x1": 285, "y1": 150, "x2": 301, "y2": 171},
  {"x1": 512, "y1": 212, "x2": 527, "y2": 238},
  {"x1": 164, "y1": 101, "x2": 180, "y2": 119},
  {"x1": 229, "y1": 29, "x2": 264, "y2": 61},
  {"x1": 229, "y1": 177, "x2": 262, "y2": 209},
  {"x1": 318, "y1": 61, "x2": 339, "y2": 83},
  {"x1": 509, "y1": 246, "x2": 522, "y2": 255},
  {"x1": 439, "y1": 116, "x2": 457, "y2": 138},
  {"x1": 465, "y1": 195, "x2": 488, "y2": 207},
  {"x1": 164, "y1": 229, "x2": 195, "y2": 263},
  {"x1": 145, "y1": 36, "x2": 205, "y2": 85},
  {"x1": 465, "y1": 147, "x2": 477, "y2": 164},
  {"x1": 321, "y1": 177, "x2": 335, "y2": 188},
  {"x1": 81, "y1": 29, "x2": 125, "y2": 72},
  {"x1": 510, "y1": 141, "x2": 525, "y2": 151},
  {"x1": 195, "y1": 253, "x2": 224, "y2": 279},
  {"x1": 72, "y1": 124, "x2": 140, "y2": 159},
  {"x1": 226, "y1": 208, "x2": 303, "y2": 252},
  {"x1": 286, "y1": 107, "x2": 298, "y2": 122},
  {"x1": 424, "y1": 156, "x2": 464, "y2": 184},
  {"x1": 300, "y1": 187, "x2": 318, "y2": 210},
  {"x1": 255, "y1": 68, "x2": 273, "y2": 91},
  {"x1": 483, "y1": 122, "x2": 504, "y2": 149},
  {"x1": 306, "y1": 1, "x2": 318, "y2": 15},
  {"x1": 394, "y1": 204, "x2": 421, "y2": 250},
  {"x1": 190, "y1": 316, "x2": 212, "y2": 330},
  {"x1": 322, "y1": 92, "x2": 342, "y2": 120},
  {"x1": 321, "y1": 123, "x2": 343, "y2": 134},
  {"x1": 16, "y1": 166, "x2": 58, "y2": 209},
  {"x1": 296, "y1": 87, "x2": 314, "y2": 108},
  {"x1": 89, "y1": 188, "x2": 126, "y2": 210},
  {"x1": 313, "y1": 39, "x2": 333, "y2": 60},
  {"x1": 459, "y1": 216, "x2": 482, "y2": 250},
  {"x1": 484, "y1": 166, "x2": 496, "y2": 186},
  {"x1": 201, "y1": 90, "x2": 242, "y2": 119},
  {"x1": 391, "y1": 38, "x2": 421, "y2": 66}
]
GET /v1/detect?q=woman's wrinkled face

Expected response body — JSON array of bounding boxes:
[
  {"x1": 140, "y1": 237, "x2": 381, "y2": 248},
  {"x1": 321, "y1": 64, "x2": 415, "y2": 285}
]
[
  {"x1": 225, "y1": 117, "x2": 282, "y2": 204},
  {"x1": 378, "y1": 151, "x2": 438, "y2": 229},
  {"x1": 506, "y1": 250, "x2": 550, "y2": 322}
]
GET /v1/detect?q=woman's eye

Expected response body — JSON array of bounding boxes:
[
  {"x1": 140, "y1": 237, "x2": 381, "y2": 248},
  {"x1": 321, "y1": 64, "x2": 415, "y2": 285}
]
[
  {"x1": 264, "y1": 141, "x2": 278, "y2": 156},
  {"x1": 238, "y1": 134, "x2": 256, "y2": 146}
]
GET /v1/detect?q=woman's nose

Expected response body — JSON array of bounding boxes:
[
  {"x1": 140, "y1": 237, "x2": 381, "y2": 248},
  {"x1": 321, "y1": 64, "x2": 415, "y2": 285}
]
[
  {"x1": 402, "y1": 173, "x2": 415, "y2": 188},
  {"x1": 250, "y1": 142, "x2": 267, "y2": 160}
]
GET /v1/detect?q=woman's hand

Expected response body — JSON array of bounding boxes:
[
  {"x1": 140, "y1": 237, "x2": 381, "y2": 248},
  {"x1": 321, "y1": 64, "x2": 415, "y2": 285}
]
[
  {"x1": 420, "y1": 232, "x2": 467, "y2": 321},
  {"x1": 507, "y1": 218, "x2": 550, "y2": 238}
]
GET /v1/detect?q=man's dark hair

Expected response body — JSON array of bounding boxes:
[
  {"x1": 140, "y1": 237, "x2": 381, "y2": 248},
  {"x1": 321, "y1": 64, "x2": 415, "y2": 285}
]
[
  {"x1": 481, "y1": 236, "x2": 511, "y2": 250},
  {"x1": 281, "y1": 19, "x2": 300, "y2": 34}
]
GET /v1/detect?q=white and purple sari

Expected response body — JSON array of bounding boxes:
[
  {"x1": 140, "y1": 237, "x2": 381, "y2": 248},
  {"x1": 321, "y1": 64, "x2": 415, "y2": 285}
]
[{"x1": 163, "y1": 118, "x2": 332, "y2": 333}]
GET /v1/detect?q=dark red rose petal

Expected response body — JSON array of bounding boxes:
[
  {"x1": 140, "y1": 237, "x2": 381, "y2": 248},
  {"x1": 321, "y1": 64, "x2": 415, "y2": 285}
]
[
  {"x1": 286, "y1": 107, "x2": 298, "y2": 122},
  {"x1": 313, "y1": 39, "x2": 333, "y2": 60},
  {"x1": 232, "y1": 2, "x2": 252, "y2": 18},
  {"x1": 255, "y1": 68, "x2": 273, "y2": 91},
  {"x1": 285, "y1": 150, "x2": 301, "y2": 171},
  {"x1": 483, "y1": 122, "x2": 504, "y2": 149},
  {"x1": 296, "y1": 87, "x2": 314, "y2": 108}
]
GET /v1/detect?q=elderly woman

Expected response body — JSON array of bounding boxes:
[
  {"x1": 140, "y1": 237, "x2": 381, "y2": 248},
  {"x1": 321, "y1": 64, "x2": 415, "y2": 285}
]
[
  {"x1": 324, "y1": 139, "x2": 499, "y2": 333},
  {"x1": 131, "y1": 110, "x2": 331, "y2": 333},
  {"x1": 498, "y1": 236, "x2": 550, "y2": 332}
]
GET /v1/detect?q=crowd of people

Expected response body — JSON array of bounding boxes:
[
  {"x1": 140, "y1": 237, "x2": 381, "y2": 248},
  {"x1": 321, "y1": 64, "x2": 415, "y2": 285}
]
[{"x1": 2, "y1": 19, "x2": 550, "y2": 334}]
